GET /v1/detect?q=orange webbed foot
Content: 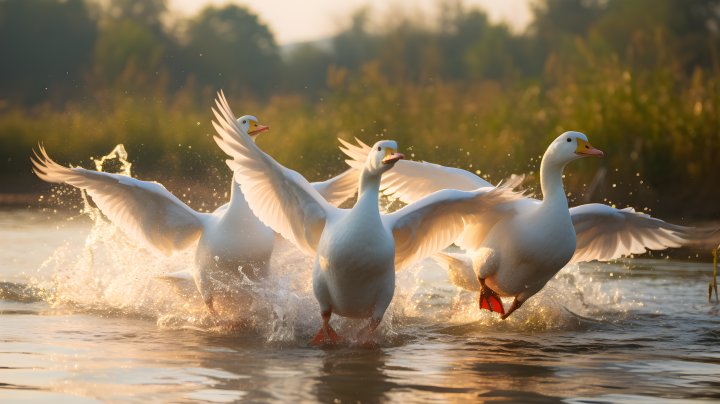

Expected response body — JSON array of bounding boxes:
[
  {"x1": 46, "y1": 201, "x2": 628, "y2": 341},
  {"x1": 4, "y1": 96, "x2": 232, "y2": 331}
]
[
  {"x1": 500, "y1": 298, "x2": 523, "y2": 320},
  {"x1": 354, "y1": 318, "x2": 381, "y2": 347},
  {"x1": 310, "y1": 309, "x2": 343, "y2": 345},
  {"x1": 310, "y1": 325, "x2": 343, "y2": 345},
  {"x1": 478, "y1": 277, "x2": 505, "y2": 315}
]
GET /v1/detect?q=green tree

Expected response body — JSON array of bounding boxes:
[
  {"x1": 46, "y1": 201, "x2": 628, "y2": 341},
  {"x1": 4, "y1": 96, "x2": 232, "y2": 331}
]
[
  {"x1": 531, "y1": 0, "x2": 720, "y2": 72},
  {"x1": 589, "y1": 0, "x2": 720, "y2": 70},
  {"x1": 94, "y1": 20, "x2": 165, "y2": 82},
  {"x1": 0, "y1": 0, "x2": 97, "y2": 104},
  {"x1": 106, "y1": 0, "x2": 167, "y2": 35},
  {"x1": 531, "y1": 0, "x2": 605, "y2": 43},
  {"x1": 282, "y1": 44, "x2": 332, "y2": 93},
  {"x1": 463, "y1": 19, "x2": 519, "y2": 80},
  {"x1": 331, "y1": 9, "x2": 379, "y2": 72},
  {"x1": 438, "y1": 7, "x2": 491, "y2": 80},
  {"x1": 183, "y1": 5, "x2": 281, "y2": 96}
]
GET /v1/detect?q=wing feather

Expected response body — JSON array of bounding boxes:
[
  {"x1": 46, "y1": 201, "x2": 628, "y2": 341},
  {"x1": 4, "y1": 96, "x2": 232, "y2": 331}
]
[
  {"x1": 31, "y1": 146, "x2": 206, "y2": 256},
  {"x1": 383, "y1": 175, "x2": 525, "y2": 270},
  {"x1": 569, "y1": 204, "x2": 717, "y2": 263},
  {"x1": 211, "y1": 91, "x2": 337, "y2": 256},
  {"x1": 339, "y1": 137, "x2": 492, "y2": 203},
  {"x1": 310, "y1": 168, "x2": 359, "y2": 206}
]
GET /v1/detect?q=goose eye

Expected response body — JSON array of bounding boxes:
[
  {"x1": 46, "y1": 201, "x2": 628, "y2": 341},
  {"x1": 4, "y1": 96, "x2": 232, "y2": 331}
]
[
  {"x1": 566, "y1": 138, "x2": 571, "y2": 142},
  {"x1": 378, "y1": 147, "x2": 381, "y2": 151},
  {"x1": 242, "y1": 120, "x2": 246, "y2": 124}
]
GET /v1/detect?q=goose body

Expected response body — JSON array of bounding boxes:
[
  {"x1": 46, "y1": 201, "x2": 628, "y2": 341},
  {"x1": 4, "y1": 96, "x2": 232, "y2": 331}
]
[
  {"x1": 476, "y1": 198, "x2": 576, "y2": 300},
  {"x1": 340, "y1": 133, "x2": 714, "y2": 319},
  {"x1": 190, "y1": 178, "x2": 276, "y2": 311},
  {"x1": 31, "y1": 117, "x2": 358, "y2": 317},
  {"x1": 313, "y1": 176, "x2": 397, "y2": 321},
  {"x1": 210, "y1": 91, "x2": 524, "y2": 343}
]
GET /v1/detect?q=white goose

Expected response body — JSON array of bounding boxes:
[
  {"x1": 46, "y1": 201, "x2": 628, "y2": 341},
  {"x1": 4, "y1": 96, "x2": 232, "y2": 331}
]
[
  {"x1": 210, "y1": 91, "x2": 524, "y2": 344},
  {"x1": 341, "y1": 132, "x2": 715, "y2": 319},
  {"x1": 31, "y1": 117, "x2": 358, "y2": 317}
]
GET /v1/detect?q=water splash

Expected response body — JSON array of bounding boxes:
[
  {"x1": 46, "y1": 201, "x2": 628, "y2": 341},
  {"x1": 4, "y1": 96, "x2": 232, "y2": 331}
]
[
  {"x1": 23, "y1": 144, "x2": 633, "y2": 345},
  {"x1": 93, "y1": 144, "x2": 132, "y2": 176}
]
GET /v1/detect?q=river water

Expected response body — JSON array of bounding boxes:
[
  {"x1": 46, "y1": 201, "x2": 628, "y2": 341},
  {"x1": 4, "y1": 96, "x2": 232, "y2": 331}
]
[{"x1": 1, "y1": 206, "x2": 719, "y2": 404}]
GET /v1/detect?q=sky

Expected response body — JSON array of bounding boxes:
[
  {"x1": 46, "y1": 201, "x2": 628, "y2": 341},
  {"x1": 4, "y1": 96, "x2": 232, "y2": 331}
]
[{"x1": 168, "y1": 0, "x2": 535, "y2": 45}]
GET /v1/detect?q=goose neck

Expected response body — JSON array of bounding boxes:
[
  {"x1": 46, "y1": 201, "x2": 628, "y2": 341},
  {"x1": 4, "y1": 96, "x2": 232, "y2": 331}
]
[
  {"x1": 225, "y1": 172, "x2": 252, "y2": 217},
  {"x1": 354, "y1": 168, "x2": 382, "y2": 215},
  {"x1": 539, "y1": 158, "x2": 569, "y2": 209}
]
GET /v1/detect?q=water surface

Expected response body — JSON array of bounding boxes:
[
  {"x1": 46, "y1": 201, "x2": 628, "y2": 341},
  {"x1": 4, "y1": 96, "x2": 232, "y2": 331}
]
[{"x1": 1, "y1": 207, "x2": 719, "y2": 403}]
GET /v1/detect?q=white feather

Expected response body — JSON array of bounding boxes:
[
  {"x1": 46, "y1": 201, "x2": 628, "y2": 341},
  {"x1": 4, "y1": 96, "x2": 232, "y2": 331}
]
[
  {"x1": 383, "y1": 175, "x2": 524, "y2": 270},
  {"x1": 569, "y1": 204, "x2": 715, "y2": 263},
  {"x1": 339, "y1": 137, "x2": 492, "y2": 203},
  {"x1": 212, "y1": 91, "x2": 525, "y2": 327},
  {"x1": 32, "y1": 146, "x2": 207, "y2": 256}
]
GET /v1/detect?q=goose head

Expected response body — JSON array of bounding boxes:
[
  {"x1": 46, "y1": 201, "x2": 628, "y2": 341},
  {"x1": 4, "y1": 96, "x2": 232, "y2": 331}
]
[
  {"x1": 237, "y1": 115, "x2": 269, "y2": 142},
  {"x1": 363, "y1": 140, "x2": 405, "y2": 177},
  {"x1": 543, "y1": 131, "x2": 603, "y2": 167}
]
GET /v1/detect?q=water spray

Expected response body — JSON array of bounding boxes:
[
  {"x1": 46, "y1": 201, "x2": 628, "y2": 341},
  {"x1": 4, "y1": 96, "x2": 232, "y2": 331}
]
[{"x1": 93, "y1": 144, "x2": 132, "y2": 176}]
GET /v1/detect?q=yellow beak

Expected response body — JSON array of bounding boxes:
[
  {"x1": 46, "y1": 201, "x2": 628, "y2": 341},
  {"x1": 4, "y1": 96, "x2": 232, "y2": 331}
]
[
  {"x1": 248, "y1": 119, "x2": 270, "y2": 135},
  {"x1": 575, "y1": 138, "x2": 603, "y2": 157},
  {"x1": 382, "y1": 148, "x2": 405, "y2": 164}
]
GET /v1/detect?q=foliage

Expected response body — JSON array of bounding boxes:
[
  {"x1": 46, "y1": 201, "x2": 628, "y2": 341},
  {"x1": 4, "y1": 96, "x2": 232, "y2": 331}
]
[
  {"x1": 0, "y1": 0, "x2": 98, "y2": 104},
  {"x1": 182, "y1": 4, "x2": 281, "y2": 96},
  {"x1": 2, "y1": 0, "x2": 720, "y2": 217},
  {"x1": 94, "y1": 20, "x2": 165, "y2": 82}
]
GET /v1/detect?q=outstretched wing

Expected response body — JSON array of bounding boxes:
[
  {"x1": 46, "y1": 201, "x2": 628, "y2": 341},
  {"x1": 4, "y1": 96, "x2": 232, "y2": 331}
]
[
  {"x1": 339, "y1": 137, "x2": 491, "y2": 203},
  {"x1": 338, "y1": 137, "x2": 373, "y2": 170},
  {"x1": 311, "y1": 168, "x2": 359, "y2": 206},
  {"x1": 382, "y1": 175, "x2": 525, "y2": 270},
  {"x1": 569, "y1": 204, "x2": 717, "y2": 263},
  {"x1": 453, "y1": 198, "x2": 541, "y2": 251},
  {"x1": 211, "y1": 91, "x2": 337, "y2": 256},
  {"x1": 31, "y1": 147, "x2": 207, "y2": 256}
]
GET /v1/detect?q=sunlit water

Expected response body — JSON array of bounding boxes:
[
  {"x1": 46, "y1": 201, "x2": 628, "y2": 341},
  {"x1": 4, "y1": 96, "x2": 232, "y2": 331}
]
[{"x1": 1, "y1": 203, "x2": 719, "y2": 403}]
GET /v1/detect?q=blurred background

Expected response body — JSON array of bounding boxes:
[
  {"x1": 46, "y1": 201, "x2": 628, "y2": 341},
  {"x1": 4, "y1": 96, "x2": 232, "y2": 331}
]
[{"x1": 1, "y1": 0, "x2": 719, "y2": 220}]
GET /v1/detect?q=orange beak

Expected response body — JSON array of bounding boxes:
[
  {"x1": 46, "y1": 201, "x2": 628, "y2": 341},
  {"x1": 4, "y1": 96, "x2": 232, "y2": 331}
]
[
  {"x1": 575, "y1": 138, "x2": 603, "y2": 157},
  {"x1": 248, "y1": 125, "x2": 269, "y2": 136},
  {"x1": 382, "y1": 153, "x2": 405, "y2": 164}
]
